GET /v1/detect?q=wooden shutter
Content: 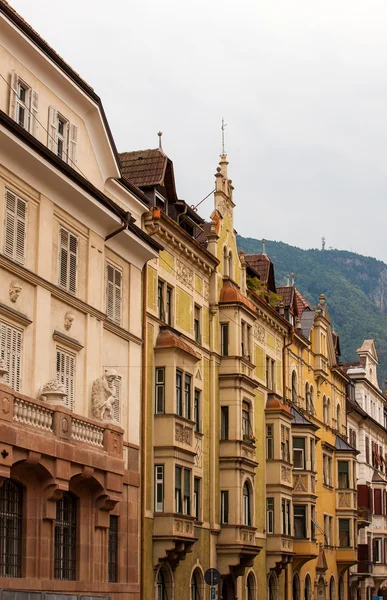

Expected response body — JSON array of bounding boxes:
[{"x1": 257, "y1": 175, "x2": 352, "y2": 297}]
[
  {"x1": 4, "y1": 189, "x2": 27, "y2": 264},
  {"x1": 30, "y1": 90, "x2": 39, "y2": 137},
  {"x1": 9, "y1": 71, "x2": 18, "y2": 120},
  {"x1": 48, "y1": 106, "x2": 58, "y2": 153},
  {"x1": 374, "y1": 489, "x2": 382, "y2": 515},
  {"x1": 68, "y1": 124, "x2": 78, "y2": 167},
  {"x1": 59, "y1": 227, "x2": 77, "y2": 293},
  {"x1": 56, "y1": 348, "x2": 75, "y2": 411},
  {"x1": 357, "y1": 484, "x2": 370, "y2": 509},
  {"x1": 106, "y1": 263, "x2": 122, "y2": 324},
  {"x1": 0, "y1": 321, "x2": 22, "y2": 392}
]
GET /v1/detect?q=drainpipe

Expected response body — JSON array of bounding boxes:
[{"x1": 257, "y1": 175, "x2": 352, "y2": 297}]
[
  {"x1": 105, "y1": 211, "x2": 131, "y2": 241},
  {"x1": 140, "y1": 264, "x2": 147, "y2": 600}
]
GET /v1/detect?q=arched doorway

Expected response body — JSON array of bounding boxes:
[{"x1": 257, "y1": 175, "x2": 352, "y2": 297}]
[
  {"x1": 246, "y1": 571, "x2": 256, "y2": 600},
  {"x1": 191, "y1": 568, "x2": 203, "y2": 600},
  {"x1": 155, "y1": 565, "x2": 173, "y2": 600},
  {"x1": 221, "y1": 575, "x2": 235, "y2": 600},
  {"x1": 329, "y1": 577, "x2": 335, "y2": 600},
  {"x1": 304, "y1": 574, "x2": 312, "y2": 600}
]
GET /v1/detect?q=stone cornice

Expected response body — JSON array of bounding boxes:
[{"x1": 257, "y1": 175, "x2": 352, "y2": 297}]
[{"x1": 0, "y1": 253, "x2": 143, "y2": 346}]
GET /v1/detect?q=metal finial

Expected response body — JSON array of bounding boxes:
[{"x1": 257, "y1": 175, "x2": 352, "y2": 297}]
[
  {"x1": 221, "y1": 118, "x2": 227, "y2": 154},
  {"x1": 157, "y1": 131, "x2": 163, "y2": 150}
]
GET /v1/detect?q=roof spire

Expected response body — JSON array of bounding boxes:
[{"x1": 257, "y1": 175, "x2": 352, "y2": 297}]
[
  {"x1": 221, "y1": 118, "x2": 227, "y2": 155},
  {"x1": 157, "y1": 131, "x2": 163, "y2": 150}
]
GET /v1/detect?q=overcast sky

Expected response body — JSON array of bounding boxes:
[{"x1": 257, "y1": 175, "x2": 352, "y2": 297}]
[{"x1": 9, "y1": 0, "x2": 387, "y2": 262}]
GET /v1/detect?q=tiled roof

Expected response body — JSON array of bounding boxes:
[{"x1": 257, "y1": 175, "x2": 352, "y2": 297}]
[
  {"x1": 244, "y1": 254, "x2": 271, "y2": 284},
  {"x1": 277, "y1": 286, "x2": 294, "y2": 307},
  {"x1": 294, "y1": 288, "x2": 313, "y2": 314},
  {"x1": 195, "y1": 221, "x2": 211, "y2": 246},
  {"x1": 219, "y1": 280, "x2": 256, "y2": 313},
  {"x1": 335, "y1": 435, "x2": 357, "y2": 453},
  {"x1": 119, "y1": 149, "x2": 167, "y2": 187}
]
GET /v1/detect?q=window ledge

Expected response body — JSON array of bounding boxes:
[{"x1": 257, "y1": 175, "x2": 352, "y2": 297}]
[
  {"x1": 53, "y1": 330, "x2": 84, "y2": 352},
  {"x1": 0, "y1": 301, "x2": 32, "y2": 327}
]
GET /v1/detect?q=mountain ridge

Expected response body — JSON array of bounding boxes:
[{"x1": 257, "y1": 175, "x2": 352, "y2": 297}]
[{"x1": 237, "y1": 235, "x2": 387, "y2": 389}]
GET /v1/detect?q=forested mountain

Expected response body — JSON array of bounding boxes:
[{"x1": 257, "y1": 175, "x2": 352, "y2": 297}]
[{"x1": 237, "y1": 235, "x2": 387, "y2": 389}]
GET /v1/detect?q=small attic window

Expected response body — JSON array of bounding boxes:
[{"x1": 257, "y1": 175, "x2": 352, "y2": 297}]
[{"x1": 155, "y1": 193, "x2": 165, "y2": 209}]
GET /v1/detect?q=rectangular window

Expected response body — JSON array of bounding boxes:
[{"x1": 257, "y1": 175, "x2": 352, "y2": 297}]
[
  {"x1": 48, "y1": 107, "x2": 77, "y2": 165},
  {"x1": 241, "y1": 321, "x2": 246, "y2": 357},
  {"x1": 194, "y1": 389, "x2": 200, "y2": 432},
  {"x1": 9, "y1": 72, "x2": 38, "y2": 136},
  {"x1": 183, "y1": 469, "x2": 191, "y2": 515},
  {"x1": 108, "y1": 515, "x2": 119, "y2": 583},
  {"x1": 155, "y1": 368, "x2": 165, "y2": 414},
  {"x1": 166, "y1": 286, "x2": 172, "y2": 325},
  {"x1": 57, "y1": 115, "x2": 68, "y2": 160},
  {"x1": 184, "y1": 374, "x2": 191, "y2": 420},
  {"x1": 281, "y1": 425, "x2": 290, "y2": 462},
  {"x1": 106, "y1": 263, "x2": 122, "y2": 324},
  {"x1": 0, "y1": 320, "x2": 22, "y2": 392},
  {"x1": 59, "y1": 227, "x2": 77, "y2": 294},
  {"x1": 221, "y1": 406, "x2": 229, "y2": 440},
  {"x1": 242, "y1": 401, "x2": 251, "y2": 437},
  {"x1": 338, "y1": 461, "x2": 349, "y2": 489},
  {"x1": 266, "y1": 424, "x2": 274, "y2": 459},
  {"x1": 4, "y1": 189, "x2": 27, "y2": 265},
  {"x1": 154, "y1": 465, "x2": 164, "y2": 512},
  {"x1": 339, "y1": 519, "x2": 350, "y2": 547},
  {"x1": 56, "y1": 348, "x2": 75, "y2": 411},
  {"x1": 266, "y1": 498, "x2": 274, "y2": 534},
  {"x1": 281, "y1": 499, "x2": 291, "y2": 535},
  {"x1": 194, "y1": 478, "x2": 200, "y2": 520},
  {"x1": 374, "y1": 538, "x2": 382, "y2": 563},
  {"x1": 286, "y1": 500, "x2": 291, "y2": 536},
  {"x1": 220, "y1": 491, "x2": 229, "y2": 524},
  {"x1": 246, "y1": 325, "x2": 251, "y2": 359},
  {"x1": 266, "y1": 357, "x2": 275, "y2": 390},
  {"x1": 311, "y1": 505, "x2": 316, "y2": 540},
  {"x1": 157, "y1": 280, "x2": 164, "y2": 320},
  {"x1": 294, "y1": 505, "x2": 307, "y2": 539},
  {"x1": 194, "y1": 305, "x2": 201, "y2": 343},
  {"x1": 175, "y1": 466, "x2": 182, "y2": 514},
  {"x1": 293, "y1": 438, "x2": 306, "y2": 470},
  {"x1": 221, "y1": 323, "x2": 229, "y2": 356},
  {"x1": 310, "y1": 439, "x2": 315, "y2": 471},
  {"x1": 176, "y1": 370, "x2": 183, "y2": 416}
]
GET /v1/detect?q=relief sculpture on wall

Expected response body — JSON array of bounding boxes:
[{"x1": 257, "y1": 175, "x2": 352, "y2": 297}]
[{"x1": 92, "y1": 369, "x2": 118, "y2": 421}]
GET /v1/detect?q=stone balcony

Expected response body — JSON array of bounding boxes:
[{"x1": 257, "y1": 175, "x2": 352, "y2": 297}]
[
  {"x1": 218, "y1": 356, "x2": 257, "y2": 386},
  {"x1": 292, "y1": 538, "x2": 318, "y2": 571},
  {"x1": 153, "y1": 513, "x2": 197, "y2": 570},
  {"x1": 153, "y1": 413, "x2": 196, "y2": 461},
  {"x1": 314, "y1": 354, "x2": 328, "y2": 382},
  {"x1": 217, "y1": 524, "x2": 262, "y2": 577},
  {"x1": 336, "y1": 547, "x2": 357, "y2": 573},
  {"x1": 219, "y1": 439, "x2": 258, "y2": 474},
  {"x1": 357, "y1": 506, "x2": 372, "y2": 529}
]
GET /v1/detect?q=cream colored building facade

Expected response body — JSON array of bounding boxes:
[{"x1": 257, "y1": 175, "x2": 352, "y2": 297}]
[{"x1": 0, "y1": 3, "x2": 160, "y2": 599}]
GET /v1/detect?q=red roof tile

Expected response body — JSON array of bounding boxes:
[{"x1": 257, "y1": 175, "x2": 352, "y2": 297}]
[
  {"x1": 244, "y1": 254, "x2": 271, "y2": 283},
  {"x1": 119, "y1": 149, "x2": 167, "y2": 187},
  {"x1": 294, "y1": 288, "x2": 313, "y2": 314},
  {"x1": 219, "y1": 280, "x2": 256, "y2": 313},
  {"x1": 276, "y1": 286, "x2": 293, "y2": 307}
]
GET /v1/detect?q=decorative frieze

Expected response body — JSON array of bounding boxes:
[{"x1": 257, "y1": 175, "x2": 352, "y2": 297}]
[{"x1": 175, "y1": 422, "x2": 193, "y2": 445}]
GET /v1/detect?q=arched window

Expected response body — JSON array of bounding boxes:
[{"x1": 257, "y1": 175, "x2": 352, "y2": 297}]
[
  {"x1": 327, "y1": 398, "x2": 331, "y2": 423},
  {"x1": 228, "y1": 250, "x2": 233, "y2": 280},
  {"x1": 191, "y1": 568, "x2": 203, "y2": 600},
  {"x1": 156, "y1": 566, "x2": 173, "y2": 600},
  {"x1": 243, "y1": 482, "x2": 251, "y2": 526},
  {"x1": 338, "y1": 577, "x2": 344, "y2": 600},
  {"x1": 337, "y1": 403, "x2": 341, "y2": 432},
  {"x1": 54, "y1": 492, "x2": 77, "y2": 580},
  {"x1": 305, "y1": 383, "x2": 310, "y2": 412},
  {"x1": 0, "y1": 479, "x2": 23, "y2": 577},
  {"x1": 292, "y1": 573, "x2": 300, "y2": 600},
  {"x1": 223, "y1": 247, "x2": 229, "y2": 277},
  {"x1": 268, "y1": 572, "x2": 278, "y2": 600},
  {"x1": 292, "y1": 372, "x2": 298, "y2": 405},
  {"x1": 304, "y1": 575, "x2": 312, "y2": 600},
  {"x1": 246, "y1": 572, "x2": 256, "y2": 600},
  {"x1": 329, "y1": 576, "x2": 336, "y2": 600},
  {"x1": 323, "y1": 396, "x2": 328, "y2": 422},
  {"x1": 310, "y1": 386, "x2": 315, "y2": 414}
]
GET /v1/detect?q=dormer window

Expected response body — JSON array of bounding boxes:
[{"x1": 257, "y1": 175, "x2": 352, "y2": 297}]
[
  {"x1": 48, "y1": 107, "x2": 78, "y2": 166},
  {"x1": 155, "y1": 193, "x2": 165, "y2": 209},
  {"x1": 57, "y1": 115, "x2": 68, "y2": 160},
  {"x1": 9, "y1": 71, "x2": 39, "y2": 136}
]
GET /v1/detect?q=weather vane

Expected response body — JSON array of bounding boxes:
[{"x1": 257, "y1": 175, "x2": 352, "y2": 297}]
[{"x1": 221, "y1": 118, "x2": 227, "y2": 154}]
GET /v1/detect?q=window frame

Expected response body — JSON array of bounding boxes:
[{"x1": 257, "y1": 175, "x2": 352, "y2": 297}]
[
  {"x1": 266, "y1": 497, "x2": 274, "y2": 534},
  {"x1": 106, "y1": 261, "x2": 123, "y2": 325},
  {"x1": 54, "y1": 491, "x2": 77, "y2": 580},
  {"x1": 194, "y1": 389, "x2": 200, "y2": 432},
  {"x1": 293, "y1": 504, "x2": 307, "y2": 539},
  {"x1": 58, "y1": 226, "x2": 78, "y2": 295},
  {"x1": 266, "y1": 424, "x2": 274, "y2": 460},
  {"x1": 220, "y1": 323, "x2": 229, "y2": 356},
  {"x1": 293, "y1": 438, "x2": 306, "y2": 470},
  {"x1": 176, "y1": 370, "x2": 183, "y2": 416},
  {"x1": 193, "y1": 477, "x2": 200, "y2": 521},
  {"x1": 221, "y1": 406, "x2": 229, "y2": 440},
  {"x1": 0, "y1": 479, "x2": 23, "y2": 578},
  {"x1": 0, "y1": 319, "x2": 23, "y2": 392},
  {"x1": 108, "y1": 515, "x2": 119, "y2": 583},
  {"x1": 155, "y1": 367, "x2": 165, "y2": 414},
  {"x1": 56, "y1": 346, "x2": 76, "y2": 411},
  {"x1": 154, "y1": 465, "x2": 164, "y2": 513},
  {"x1": 220, "y1": 490, "x2": 229, "y2": 524},
  {"x1": 3, "y1": 188, "x2": 27, "y2": 265}
]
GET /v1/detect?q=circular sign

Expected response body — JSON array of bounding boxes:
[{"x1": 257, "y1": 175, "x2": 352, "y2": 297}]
[{"x1": 204, "y1": 568, "x2": 221, "y2": 586}]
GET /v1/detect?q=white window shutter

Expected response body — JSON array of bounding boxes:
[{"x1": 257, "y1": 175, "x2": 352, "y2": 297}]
[
  {"x1": 59, "y1": 227, "x2": 69, "y2": 289},
  {"x1": 30, "y1": 90, "x2": 39, "y2": 137},
  {"x1": 48, "y1": 106, "x2": 58, "y2": 153},
  {"x1": 59, "y1": 227, "x2": 77, "y2": 293},
  {"x1": 106, "y1": 263, "x2": 122, "y2": 324},
  {"x1": 4, "y1": 189, "x2": 26, "y2": 264},
  {"x1": 56, "y1": 348, "x2": 75, "y2": 411},
  {"x1": 0, "y1": 321, "x2": 22, "y2": 392},
  {"x1": 68, "y1": 233, "x2": 77, "y2": 294},
  {"x1": 68, "y1": 123, "x2": 78, "y2": 167},
  {"x1": 9, "y1": 71, "x2": 18, "y2": 121}
]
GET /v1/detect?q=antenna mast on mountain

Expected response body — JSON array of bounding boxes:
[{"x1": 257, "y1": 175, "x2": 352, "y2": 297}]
[{"x1": 321, "y1": 237, "x2": 326, "y2": 251}]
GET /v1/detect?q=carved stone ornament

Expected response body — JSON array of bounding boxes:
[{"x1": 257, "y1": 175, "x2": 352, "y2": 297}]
[
  {"x1": 64, "y1": 312, "x2": 75, "y2": 331},
  {"x1": 92, "y1": 369, "x2": 118, "y2": 421},
  {"x1": 0, "y1": 359, "x2": 9, "y2": 384},
  {"x1": 9, "y1": 281, "x2": 22, "y2": 303},
  {"x1": 203, "y1": 281, "x2": 209, "y2": 300},
  {"x1": 40, "y1": 380, "x2": 67, "y2": 405},
  {"x1": 254, "y1": 322, "x2": 265, "y2": 343},
  {"x1": 176, "y1": 259, "x2": 193, "y2": 289}
]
